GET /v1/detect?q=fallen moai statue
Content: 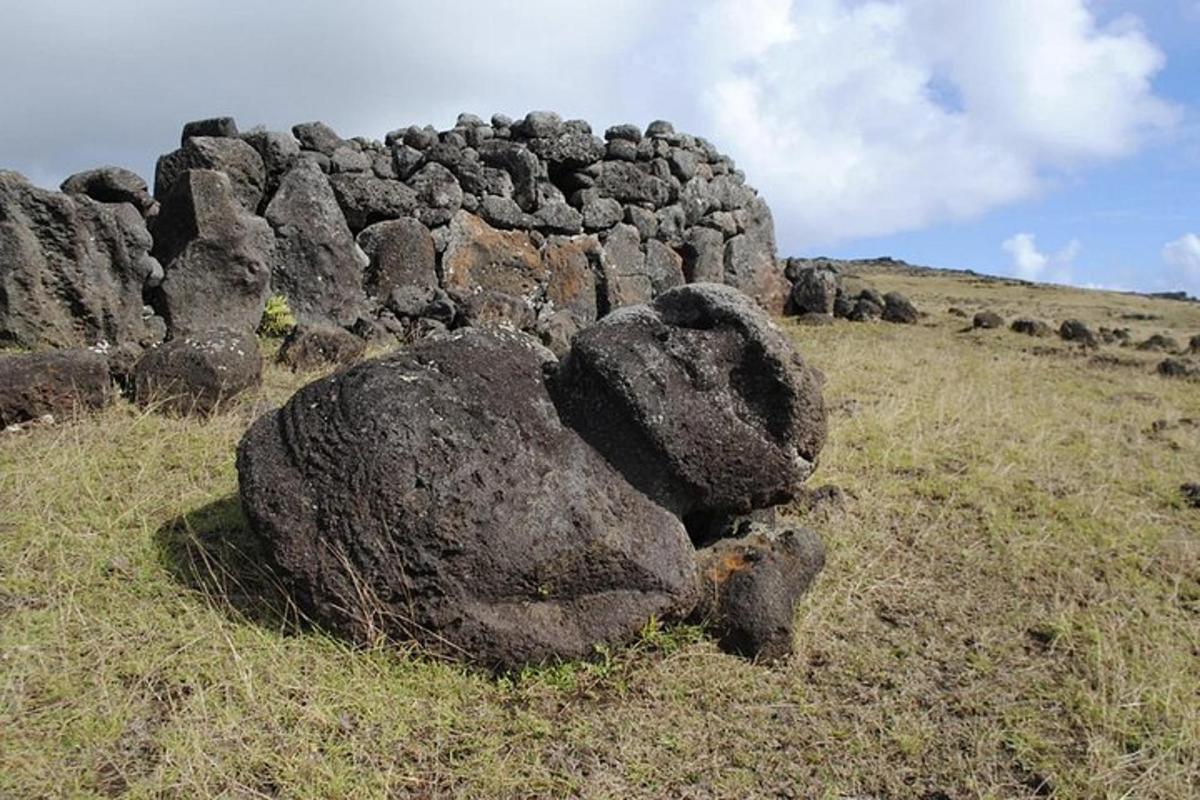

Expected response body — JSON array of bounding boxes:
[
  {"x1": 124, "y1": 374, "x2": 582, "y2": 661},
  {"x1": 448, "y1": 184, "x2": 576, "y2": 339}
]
[{"x1": 237, "y1": 283, "x2": 828, "y2": 670}]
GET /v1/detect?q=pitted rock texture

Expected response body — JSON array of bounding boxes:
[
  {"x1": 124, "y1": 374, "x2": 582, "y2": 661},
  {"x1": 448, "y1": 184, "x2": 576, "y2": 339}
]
[
  {"x1": 133, "y1": 328, "x2": 262, "y2": 416},
  {"x1": 237, "y1": 328, "x2": 699, "y2": 670},
  {"x1": 1, "y1": 170, "x2": 163, "y2": 349},
  {"x1": 783, "y1": 259, "x2": 919, "y2": 326},
  {"x1": 690, "y1": 523, "x2": 825, "y2": 661},
  {"x1": 551, "y1": 283, "x2": 827, "y2": 537},
  {"x1": 0, "y1": 348, "x2": 112, "y2": 427}
]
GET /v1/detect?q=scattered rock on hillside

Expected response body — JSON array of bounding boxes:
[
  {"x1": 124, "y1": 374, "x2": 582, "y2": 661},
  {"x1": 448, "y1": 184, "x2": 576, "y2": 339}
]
[
  {"x1": 790, "y1": 266, "x2": 839, "y2": 315},
  {"x1": 973, "y1": 311, "x2": 1004, "y2": 330},
  {"x1": 133, "y1": 328, "x2": 262, "y2": 415},
  {"x1": 1060, "y1": 319, "x2": 1098, "y2": 347},
  {"x1": 1182, "y1": 483, "x2": 1200, "y2": 509},
  {"x1": 0, "y1": 349, "x2": 111, "y2": 427},
  {"x1": 881, "y1": 292, "x2": 918, "y2": 324},
  {"x1": 1137, "y1": 334, "x2": 1180, "y2": 352},
  {"x1": 1011, "y1": 319, "x2": 1052, "y2": 337},
  {"x1": 0, "y1": 170, "x2": 163, "y2": 349},
  {"x1": 690, "y1": 523, "x2": 825, "y2": 661},
  {"x1": 1189, "y1": 334, "x2": 1200, "y2": 354},
  {"x1": 551, "y1": 283, "x2": 826, "y2": 537},
  {"x1": 152, "y1": 169, "x2": 275, "y2": 337},
  {"x1": 237, "y1": 328, "x2": 699, "y2": 670},
  {"x1": 1157, "y1": 357, "x2": 1199, "y2": 379},
  {"x1": 948, "y1": 307, "x2": 969, "y2": 318},
  {"x1": 277, "y1": 324, "x2": 366, "y2": 372}
]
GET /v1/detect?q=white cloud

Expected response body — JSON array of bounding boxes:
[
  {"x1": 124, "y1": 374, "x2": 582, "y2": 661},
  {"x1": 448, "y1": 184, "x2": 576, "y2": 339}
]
[
  {"x1": 0, "y1": 0, "x2": 1180, "y2": 259},
  {"x1": 1163, "y1": 234, "x2": 1200, "y2": 291},
  {"x1": 692, "y1": 0, "x2": 1178, "y2": 247},
  {"x1": 1002, "y1": 233, "x2": 1081, "y2": 283}
]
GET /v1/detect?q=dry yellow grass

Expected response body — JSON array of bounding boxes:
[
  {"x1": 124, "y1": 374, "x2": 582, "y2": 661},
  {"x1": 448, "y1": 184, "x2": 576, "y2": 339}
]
[{"x1": 2, "y1": 269, "x2": 1198, "y2": 798}]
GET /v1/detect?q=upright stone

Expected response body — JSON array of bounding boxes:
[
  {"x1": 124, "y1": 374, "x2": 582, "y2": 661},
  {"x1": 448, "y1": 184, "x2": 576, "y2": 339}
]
[
  {"x1": 265, "y1": 161, "x2": 367, "y2": 327},
  {"x1": 154, "y1": 136, "x2": 266, "y2": 214},
  {"x1": 153, "y1": 169, "x2": 275, "y2": 337}
]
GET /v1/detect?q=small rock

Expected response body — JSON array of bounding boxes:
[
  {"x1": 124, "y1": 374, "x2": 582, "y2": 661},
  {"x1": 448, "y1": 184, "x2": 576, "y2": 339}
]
[
  {"x1": 1182, "y1": 483, "x2": 1200, "y2": 509},
  {"x1": 881, "y1": 292, "x2": 919, "y2": 324},
  {"x1": 0, "y1": 349, "x2": 111, "y2": 427},
  {"x1": 181, "y1": 116, "x2": 238, "y2": 144},
  {"x1": 1060, "y1": 319, "x2": 1098, "y2": 347},
  {"x1": 1011, "y1": 319, "x2": 1051, "y2": 337},
  {"x1": 973, "y1": 311, "x2": 1005, "y2": 330},
  {"x1": 277, "y1": 324, "x2": 366, "y2": 372},
  {"x1": 691, "y1": 524, "x2": 825, "y2": 661}
]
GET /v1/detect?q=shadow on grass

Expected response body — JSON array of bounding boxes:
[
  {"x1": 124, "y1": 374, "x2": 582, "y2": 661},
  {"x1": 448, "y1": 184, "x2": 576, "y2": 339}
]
[{"x1": 154, "y1": 495, "x2": 307, "y2": 634}]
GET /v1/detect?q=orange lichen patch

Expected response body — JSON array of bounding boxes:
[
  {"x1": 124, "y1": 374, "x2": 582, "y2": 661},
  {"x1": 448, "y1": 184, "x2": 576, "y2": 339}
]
[{"x1": 705, "y1": 548, "x2": 753, "y2": 585}]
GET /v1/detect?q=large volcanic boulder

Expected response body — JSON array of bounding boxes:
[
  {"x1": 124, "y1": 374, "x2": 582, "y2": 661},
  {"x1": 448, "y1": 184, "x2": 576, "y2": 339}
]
[
  {"x1": 237, "y1": 328, "x2": 698, "y2": 669},
  {"x1": 0, "y1": 171, "x2": 162, "y2": 349},
  {"x1": 264, "y1": 161, "x2": 367, "y2": 327},
  {"x1": 551, "y1": 283, "x2": 826, "y2": 536},
  {"x1": 790, "y1": 266, "x2": 839, "y2": 315},
  {"x1": 133, "y1": 328, "x2": 262, "y2": 416},
  {"x1": 152, "y1": 170, "x2": 275, "y2": 337},
  {"x1": 0, "y1": 348, "x2": 111, "y2": 427}
]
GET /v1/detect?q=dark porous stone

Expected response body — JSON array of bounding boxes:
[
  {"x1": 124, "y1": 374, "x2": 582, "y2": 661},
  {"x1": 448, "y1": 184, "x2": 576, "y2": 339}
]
[
  {"x1": 277, "y1": 324, "x2": 366, "y2": 372},
  {"x1": 1136, "y1": 334, "x2": 1180, "y2": 352},
  {"x1": 1, "y1": 171, "x2": 161, "y2": 348},
  {"x1": 551, "y1": 283, "x2": 826, "y2": 535},
  {"x1": 0, "y1": 349, "x2": 111, "y2": 427},
  {"x1": 133, "y1": 328, "x2": 261, "y2": 416},
  {"x1": 152, "y1": 169, "x2": 275, "y2": 338},
  {"x1": 154, "y1": 136, "x2": 266, "y2": 214},
  {"x1": 1182, "y1": 483, "x2": 1200, "y2": 509},
  {"x1": 1060, "y1": 319, "x2": 1098, "y2": 347},
  {"x1": 292, "y1": 121, "x2": 344, "y2": 156},
  {"x1": 881, "y1": 292, "x2": 919, "y2": 324},
  {"x1": 690, "y1": 524, "x2": 825, "y2": 661},
  {"x1": 236, "y1": 328, "x2": 698, "y2": 670},
  {"x1": 790, "y1": 268, "x2": 839, "y2": 316},
  {"x1": 265, "y1": 162, "x2": 367, "y2": 327},
  {"x1": 1158, "y1": 358, "x2": 1199, "y2": 379},
  {"x1": 1012, "y1": 319, "x2": 1052, "y2": 337},
  {"x1": 328, "y1": 173, "x2": 418, "y2": 232},
  {"x1": 356, "y1": 218, "x2": 437, "y2": 300},
  {"x1": 181, "y1": 116, "x2": 238, "y2": 144},
  {"x1": 973, "y1": 311, "x2": 1005, "y2": 330},
  {"x1": 60, "y1": 167, "x2": 154, "y2": 214},
  {"x1": 238, "y1": 128, "x2": 301, "y2": 200}
]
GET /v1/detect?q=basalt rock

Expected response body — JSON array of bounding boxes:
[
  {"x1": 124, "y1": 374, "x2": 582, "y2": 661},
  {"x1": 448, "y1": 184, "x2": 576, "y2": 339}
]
[
  {"x1": 973, "y1": 311, "x2": 1004, "y2": 330},
  {"x1": 265, "y1": 161, "x2": 367, "y2": 327},
  {"x1": 691, "y1": 523, "x2": 825, "y2": 661},
  {"x1": 152, "y1": 169, "x2": 275, "y2": 338},
  {"x1": 276, "y1": 323, "x2": 366, "y2": 372},
  {"x1": 1, "y1": 170, "x2": 162, "y2": 349},
  {"x1": 1060, "y1": 319, "x2": 1098, "y2": 347},
  {"x1": 60, "y1": 167, "x2": 155, "y2": 214},
  {"x1": 237, "y1": 328, "x2": 699, "y2": 670},
  {"x1": 133, "y1": 328, "x2": 262, "y2": 415},
  {"x1": 0, "y1": 348, "x2": 111, "y2": 427},
  {"x1": 1012, "y1": 319, "x2": 1052, "y2": 337},
  {"x1": 154, "y1": 136, "x2": 266, "y2": 214},
  {"x1": 551, "y1": 283, "x2": 826, "y2": 537}
]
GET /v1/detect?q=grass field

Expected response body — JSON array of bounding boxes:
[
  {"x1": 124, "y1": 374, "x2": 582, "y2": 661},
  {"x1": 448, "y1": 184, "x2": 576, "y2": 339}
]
[{"x1": 3, "y1": 269, "x2": 1199, "y2": 798}]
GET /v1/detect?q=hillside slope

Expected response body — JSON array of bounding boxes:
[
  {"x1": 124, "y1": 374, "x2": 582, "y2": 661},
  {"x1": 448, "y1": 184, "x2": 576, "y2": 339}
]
[{"x1": 2, "y1": 268, "x2": 1198, "y2": 798}]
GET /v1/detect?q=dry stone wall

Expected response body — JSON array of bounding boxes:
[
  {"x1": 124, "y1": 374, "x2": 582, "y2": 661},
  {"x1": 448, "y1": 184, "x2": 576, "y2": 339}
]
[{"x1": 2, "y1": 111, "x2": 788, "y2": 354}]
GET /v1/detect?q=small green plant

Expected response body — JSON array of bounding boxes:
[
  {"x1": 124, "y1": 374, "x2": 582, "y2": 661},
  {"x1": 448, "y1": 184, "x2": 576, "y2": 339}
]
[{"x1": 258, "y1": 294, "x2": 296, "y2": 338}]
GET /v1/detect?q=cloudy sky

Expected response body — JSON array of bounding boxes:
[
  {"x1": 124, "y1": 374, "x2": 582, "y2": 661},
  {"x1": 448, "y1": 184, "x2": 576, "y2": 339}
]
[{"x1": 2, "y1": 0, "x2": 1198, "y2": 294}]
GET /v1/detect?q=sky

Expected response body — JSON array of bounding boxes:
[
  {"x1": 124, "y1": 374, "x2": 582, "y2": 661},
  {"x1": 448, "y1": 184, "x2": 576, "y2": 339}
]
[{"x1": 1, "y1": 0, "x2": 1197, "y2": 295}]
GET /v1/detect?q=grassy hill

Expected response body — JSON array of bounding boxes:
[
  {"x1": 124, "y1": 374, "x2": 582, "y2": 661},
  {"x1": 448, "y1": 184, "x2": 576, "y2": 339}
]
[{"x1": 3, "y1": 267, "x2": 1198, "y2": 798}]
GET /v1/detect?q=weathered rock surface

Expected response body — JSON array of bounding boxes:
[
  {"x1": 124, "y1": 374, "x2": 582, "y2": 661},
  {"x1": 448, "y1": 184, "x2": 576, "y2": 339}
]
[
  {"x1": 1, "y1": 171, "x2": 162, "y2": 349},
  {"x1": 1060, "y1": 319, "x2": 1098, "y2": 347},
  {"x1": 790, "y1": 267, "x2": 839, "y2": 315},
  {"x1": 357, "y1": 218, "x2": 437, "y2": 299},
  {"x1": 881, "y1": 292, "x2": 918, "y2": 324},
  {"x1": 0, "y1": 348, "x2": 111, "y2": 426},
  {"x1": 276, "y1": 324, "x2": 366, "y2": 372},
  {"x1": 152, "y1": 170, "x2": 275, "y2": 337},
  {"x1": 265, "y1": 162, "x2": 366, "y2": 327},
  {"x1": 552, "y1": 283, "x2": 826, "y2": 535},
  {"x1": 691, "y1": 523, "x2": 825, "y2": 661},
  {"x1": 154, "y1": 136, "x2": 266, "y2": 214},
  {"x1": 133, "y1": 328, "x2": 262, "y2": 415},
  {"x1": 1012, "y1": 319, "x2": 1052, "y2": 337},
  {"x1": 973, "y1": 311, "x2": 1004, "y2": 330},
  {"x1": 237, "y1": 328, "x2": 699, "y2": 669},
  {"x1": 60, "y1": 167, "x2": 155, "y2": 214}
]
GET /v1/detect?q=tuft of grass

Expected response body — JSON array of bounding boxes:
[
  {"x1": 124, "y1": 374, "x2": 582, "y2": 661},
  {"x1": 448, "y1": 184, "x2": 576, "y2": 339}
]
[
  {"x1": 258, "y1": 294, "x2": 297, "y2": 339},
  {"x1": 2, "y1": 270, "x2": 1199, "y2": 797}
]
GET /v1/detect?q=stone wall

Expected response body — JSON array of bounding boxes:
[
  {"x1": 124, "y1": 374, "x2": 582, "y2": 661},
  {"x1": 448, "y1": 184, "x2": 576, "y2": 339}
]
[{"x1": 1, "y1": 111, "x2": 787, "y2": 355}]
